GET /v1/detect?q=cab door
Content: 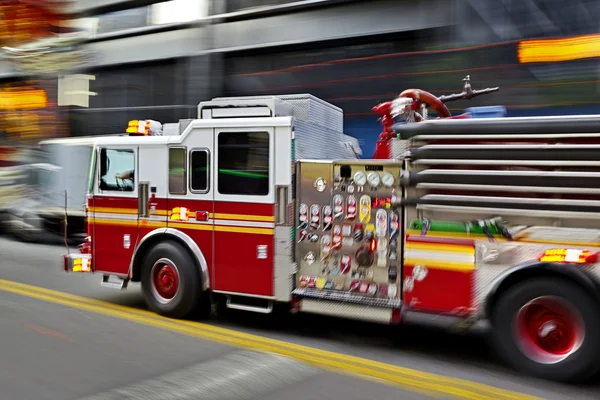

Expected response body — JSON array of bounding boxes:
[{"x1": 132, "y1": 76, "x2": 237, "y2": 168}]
[
  {"x1": 92, "y1": 145, "x2": 139, "y2": 277},
  {"x1": 166, "y1": 129, "x2": 215, "y2": 283},
  {"x1": 137, "y1": 144, "x2": 169, "y2": 248},
  {"x1": 212, "y1": 127, "x2": 275, "y2": 297}
]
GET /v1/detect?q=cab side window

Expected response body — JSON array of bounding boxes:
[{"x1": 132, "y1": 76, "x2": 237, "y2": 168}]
[
  {"x1": 217, "y1": 132, "x2": 269, "y2": 196},
  {"x1": 190, "y1": 149, "x2": 209, "y2": 192},
  {"x1": 99, "y1": 148, "x2": 135, "y2": 192},
  {"x1": 168, "y1": 147, "x2": 187, "y2": 195}
]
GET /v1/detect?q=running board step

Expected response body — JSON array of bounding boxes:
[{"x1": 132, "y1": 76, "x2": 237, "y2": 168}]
[
  {"x1": 226, "y1": 296, "x2": 273, "y2": 314},
  {"x1": 101, "y1": 274, "x2": 129, "y2": 290},
  {"x1": 292, "y1": 288, "x2": 402, "y2": 308}
]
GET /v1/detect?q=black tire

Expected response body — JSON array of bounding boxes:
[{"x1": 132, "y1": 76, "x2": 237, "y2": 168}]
[
  {"x1": 491, "y1": 277, "x2": 600, "y2": 382},
  {"x1": 141, "y1": 240, "x2": 204, "y2": 319}
]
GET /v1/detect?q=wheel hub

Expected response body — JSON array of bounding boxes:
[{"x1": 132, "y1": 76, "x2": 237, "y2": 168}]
[
  {"x1": 516, "y1": 296, "x2": 584, "y2": 364},
  {"x1": 535, "y1": 318, "x2": 571, "y2": 354},
  {"x1": 151, "y1": 260, "x2": 180, "y2": 301}
]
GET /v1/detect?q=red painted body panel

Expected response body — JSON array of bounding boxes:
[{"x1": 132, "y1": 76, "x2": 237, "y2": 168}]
[
  {"x1": 214, "y1": 201, "x2": 274, "y2": 216},
  {"x1": 165, "y1": 198, "x2": 214, "y2": 285},
  {"x1": 168, "y1": 199, "x2": 214, "y2": 218},
  {"x1": 403, "y1": 235, "x2": 476, "y2": 316},
  {"x1": 403, "y1": 265, "x2": 474, "y2": 315},
  {"x1": 213, "y1": 201, "x2": 275, "y2": 296},
  {"x1": 213, "y1": 231, "x2": 274, "y2": 296},
  {"x1": 92, "y1": 196, "x2": 136, "y2": 209},
  {"x1": 373, "y1": 140, "x2": 392, "y2": 159},
  {"x1": 89, "y1": 194, "x2": 275, "y2": 296},
  {"x1": 92, "y1": 196, "x2": 138, "y2": 276}
]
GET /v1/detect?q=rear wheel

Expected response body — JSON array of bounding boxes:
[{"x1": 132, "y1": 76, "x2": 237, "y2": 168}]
[
  {"x1": 491, "y1": 278, "x2": 600, "y2": 382},
  {"x1": 141, "y1": 240, "x2": 203, "y2": 319}
]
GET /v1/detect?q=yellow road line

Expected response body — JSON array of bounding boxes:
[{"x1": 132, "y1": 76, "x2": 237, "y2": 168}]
[{"x1": 0, "y1": 280, "x2": 541, "y2": 400}]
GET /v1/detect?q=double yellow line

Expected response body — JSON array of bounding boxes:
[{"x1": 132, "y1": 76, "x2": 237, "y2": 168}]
[{"x1": 0, "y1": 279, "x2": 542, "y2": 400}]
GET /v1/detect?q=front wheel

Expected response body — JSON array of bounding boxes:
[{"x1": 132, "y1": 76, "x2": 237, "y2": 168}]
[
  {"x1": 491, "y1": 278, "x2": 600, "y2": 382},
  {"x1": 141, "y1": 240, "x2": 203, "y2": 319}
]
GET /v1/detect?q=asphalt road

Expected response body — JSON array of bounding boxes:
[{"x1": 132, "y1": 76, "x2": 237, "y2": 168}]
[{"x1": 1, "y1": 236, "x2": 599, "y2": 400}]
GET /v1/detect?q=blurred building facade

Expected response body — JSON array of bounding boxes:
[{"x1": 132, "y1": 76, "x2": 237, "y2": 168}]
[
  {"x1": 0, "y1": 0, "x2": 598, "y2": 156},
  {"x1": 0, "y1": 1, "x2": 76, "y2": 146}
]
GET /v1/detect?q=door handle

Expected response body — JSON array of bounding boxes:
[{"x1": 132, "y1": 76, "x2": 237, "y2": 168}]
[{"x1": 138, "y1": 181, "x2": 149, "y2": 218}]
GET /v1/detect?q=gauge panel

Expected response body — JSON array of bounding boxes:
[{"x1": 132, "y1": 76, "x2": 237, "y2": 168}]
[
  {"x1": 294, "y1": 161, "x2": 404, "y2": 308},
  {"x1": 367, "y1": 172, "x2": 381, "y2": 187},
  {"x1": 353, "y1": 171, "x2": 367, "y2": 186},
  {"x1": 381, "y1": 171, "x2": 395, "y2": 187}
]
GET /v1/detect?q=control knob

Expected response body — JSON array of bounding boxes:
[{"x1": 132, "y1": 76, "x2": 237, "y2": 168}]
[{"x1": 355, "y1": 246, "x2": 374, "y2": 267}]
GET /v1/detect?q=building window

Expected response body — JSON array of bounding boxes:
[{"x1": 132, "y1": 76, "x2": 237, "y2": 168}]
[
  {"x1": 169, "y1": 147, "x2": 186, "y2": 194},
  {"x1": 190, "y1": 149, "x2": 209, "y2": 192},
  {"x1": 217, "y1": 132, "x2": 269, "y2": 196},
  {"x1": 99, "y1": 148, "x2": 135, "y2": 192}
]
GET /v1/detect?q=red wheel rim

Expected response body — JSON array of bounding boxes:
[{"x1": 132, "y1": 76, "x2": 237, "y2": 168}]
[
  {"x1": 516, "y1": 296, "x2": 585, "y2": 364},
  {"x1": 151, "y1": 259, "x2": 180, "y2": 303}
]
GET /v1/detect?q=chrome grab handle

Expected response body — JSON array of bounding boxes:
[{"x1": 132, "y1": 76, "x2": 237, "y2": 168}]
[{"x1": 138, "y1": 181, "x2": 149, "y2": 218}]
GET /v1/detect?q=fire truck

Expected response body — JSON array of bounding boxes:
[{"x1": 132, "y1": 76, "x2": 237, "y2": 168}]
[{"x1": 62, "y1": 90, "x2": 600, "y2": 383}]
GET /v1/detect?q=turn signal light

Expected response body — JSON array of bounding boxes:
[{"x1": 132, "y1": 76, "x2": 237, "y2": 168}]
[{"x1": 538, "y1": 248, "x2": 599, "y2": 264}]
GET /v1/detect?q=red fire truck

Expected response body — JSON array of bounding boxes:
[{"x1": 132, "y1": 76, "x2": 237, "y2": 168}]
[{"x1": 63, "y1": 92, "x2": 600, "y2": 383}]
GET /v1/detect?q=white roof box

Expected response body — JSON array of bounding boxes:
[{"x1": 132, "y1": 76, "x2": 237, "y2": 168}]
[
  {"x1": 198, "y1": 94, "x2": 343, "y2": 132},
  {"x1": 198, "y1": 96, "x2": 292, "y2": 119},
  {"x1": 163, "y1": 119, "x2": 194, "y2": 136}
]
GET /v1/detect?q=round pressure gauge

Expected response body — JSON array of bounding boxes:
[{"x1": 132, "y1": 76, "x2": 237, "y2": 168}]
[
  {"x1": 353, "y1": 171, "x2": 367, "y2": 186},
  {"x1": 367, "y1": 172, "x2": 381, "y2": 187},
  {"x1": 381, "y1": 171, "x2": 395, "y2": 188}
]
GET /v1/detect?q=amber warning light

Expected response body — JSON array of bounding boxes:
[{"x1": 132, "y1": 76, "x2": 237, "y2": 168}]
[
  {"x1": 72, "y1": 257, "x2": 91, "y2": 272},
  {"x1": 127, "y1": 120, "x2": 151, "y2": 135},
  {"x1": 538, "y1": 248, "x2": 599, "y2": 264}
]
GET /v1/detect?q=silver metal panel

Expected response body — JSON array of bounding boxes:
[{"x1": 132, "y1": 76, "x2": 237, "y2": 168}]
[
  {"x1": 231, "y1": 93, "x2": 344, "y2": 132},
  {"x1": 474, "y1": 238, "x2": 600, "y2": 309},
  {"x1": 275, "y1": 226, "x2": 293, "y2": 256},
  {"x1": 391, "y1": 139, "x2": 411, "y2": 160},
  {"x1": 206, "y1": 94, "x2": 343, "y2": 132},
  {"x1": 274, "y1": 226, "x2": 294, "y2": 301},
  {"x1": 299, "y1": 298, "x2": 393, "y2": 324},
  {"x1": 295, "y1": 160, "x2": 404, "y2": 306},
  {"x1": 294, "y1": 120, "x2": 359, "y2": 160}
]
